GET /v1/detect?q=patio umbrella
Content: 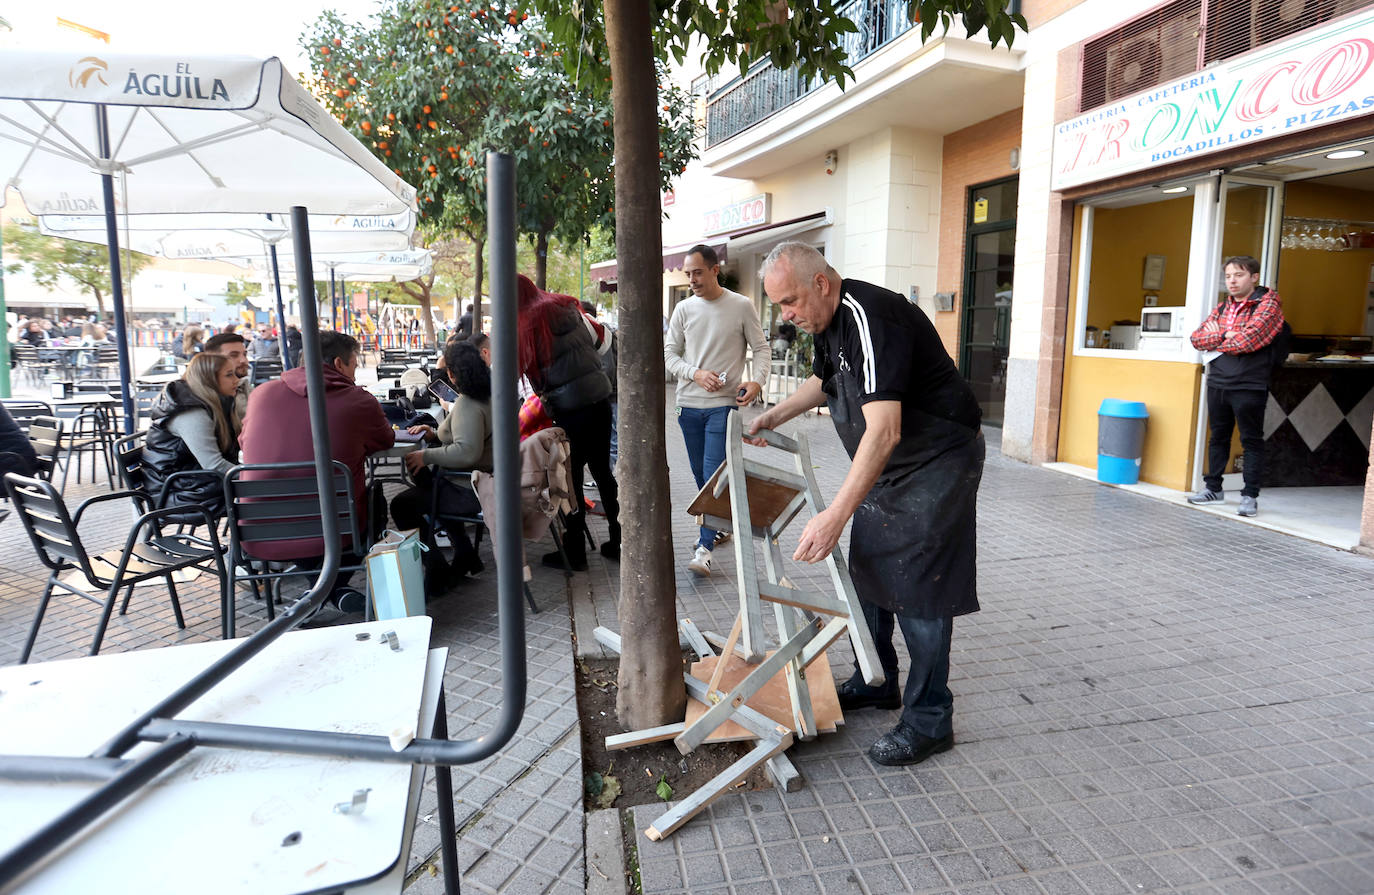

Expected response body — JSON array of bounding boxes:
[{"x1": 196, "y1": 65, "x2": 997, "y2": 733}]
[
  {"x1": 39, "y1": 211, "x2": 417, "y2": 366},
  {"x1": 0, "y1": 50, "x2": 416, "y2": 427}
]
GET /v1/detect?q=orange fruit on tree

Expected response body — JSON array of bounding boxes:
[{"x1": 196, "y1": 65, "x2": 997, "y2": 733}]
[
  {"x1": 423, "y1": 105, "x2": 432, "y2": 114},
  {"x1": 333, "y1": 38, "x2": 342, "y2": 46}
]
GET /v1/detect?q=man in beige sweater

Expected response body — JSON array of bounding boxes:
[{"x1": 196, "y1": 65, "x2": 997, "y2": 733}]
[{"x1": 664, "y1": 244, "x2": 770, "y2": 577}]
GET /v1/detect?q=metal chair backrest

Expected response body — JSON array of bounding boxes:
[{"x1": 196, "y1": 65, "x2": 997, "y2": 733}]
[
  {"x1": 26, "y1": 416, "x2": 63, "y2": 482},
  {"x1": 224, "y1": 461, "x2": 362, "y2": 562},
  {"x1": 375, "y1": 362, "x2": 409, "y2": 380},
  {"x1": 2, "y1": 400, "x2": 55, "y2": 434},
  {"x1": 114, "y1": 431, "x2": 149, "y2": 493},
  {"x1": 381, "y1": 349, "x2": 409, "y2": 363},
  {"x1": 2, "y1": 473, "x2": 94, "y2": 577},
  {"x1": 74, "y1": 379, "x2": 121, "y2": 394},
  {"x1": 250, "y1": 360, "x2": 283, "y2": 385}
]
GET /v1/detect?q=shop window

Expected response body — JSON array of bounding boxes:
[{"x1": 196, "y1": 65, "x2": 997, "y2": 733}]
[{"x1": 1078, "y1": 191, "x2": 1194, "y2": 351}]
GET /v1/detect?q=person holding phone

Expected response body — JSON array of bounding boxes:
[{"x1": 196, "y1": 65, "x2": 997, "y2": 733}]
[{"x1": 389, "y1": 340, "x2": 493, "y2": 589}]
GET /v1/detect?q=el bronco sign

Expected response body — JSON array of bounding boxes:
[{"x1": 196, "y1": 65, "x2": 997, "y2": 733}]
[{"x1": 1052, "y1": 10, "x2": 1374, "y2": 190}]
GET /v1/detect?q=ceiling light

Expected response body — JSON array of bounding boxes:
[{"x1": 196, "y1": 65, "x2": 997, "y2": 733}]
[
  {"x1": 1325, "y1": 149, "x2": 1367, "y2": 160},
  {"x1": 1160, "y1": 186, "x2": 1189, "y2": 194}
]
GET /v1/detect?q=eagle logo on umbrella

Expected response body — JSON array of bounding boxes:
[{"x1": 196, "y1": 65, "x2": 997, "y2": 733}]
[{"x1": 69, "y1": 57, "x2": 108, "y2": 89}]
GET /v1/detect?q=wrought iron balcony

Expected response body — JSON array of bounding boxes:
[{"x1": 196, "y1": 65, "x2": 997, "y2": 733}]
[{"x1": 695, "y1": 0, "x2": 915, "y2": 148}]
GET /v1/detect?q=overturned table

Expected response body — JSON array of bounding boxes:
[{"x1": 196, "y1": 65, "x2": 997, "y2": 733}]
[{"x1": 0, "y1": 616, "x2": 446, "y2": 894}]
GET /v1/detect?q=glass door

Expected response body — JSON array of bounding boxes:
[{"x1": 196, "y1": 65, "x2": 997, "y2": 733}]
[{"x1": 959, "y1": 177, "x2": 1018, "y2": 425}]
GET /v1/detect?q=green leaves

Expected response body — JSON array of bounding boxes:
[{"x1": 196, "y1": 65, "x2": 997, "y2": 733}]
[{"x1": 655, "y1": 775, "x2": 674, "y2": 802}]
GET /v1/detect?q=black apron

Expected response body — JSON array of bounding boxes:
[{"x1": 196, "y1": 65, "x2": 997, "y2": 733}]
[{"x1": 826, "y1": 368, "x2": 984, "y2": 618}]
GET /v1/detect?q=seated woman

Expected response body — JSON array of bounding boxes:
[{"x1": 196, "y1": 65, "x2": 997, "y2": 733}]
[
  {"x1": 142, "y1": 352, "x2": 243, "y2": 519},
  {"x1": 390, "y1": 340, "x2": 493, "y2": 584}
]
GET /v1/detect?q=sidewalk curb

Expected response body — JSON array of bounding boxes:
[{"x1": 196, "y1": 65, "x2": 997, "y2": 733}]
[{"x1": 584, "y1": 809, "x2": 627, "y2": 895}]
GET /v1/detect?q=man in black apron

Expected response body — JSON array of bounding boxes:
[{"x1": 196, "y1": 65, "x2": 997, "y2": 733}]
[{"x1": 748, "y1": 242, "x2": 984, "y2": 767}]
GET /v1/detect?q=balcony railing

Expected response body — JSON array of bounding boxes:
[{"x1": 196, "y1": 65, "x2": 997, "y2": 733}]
[{"x1": 695, "y1": 0, "x2": 914, "y2": 148}]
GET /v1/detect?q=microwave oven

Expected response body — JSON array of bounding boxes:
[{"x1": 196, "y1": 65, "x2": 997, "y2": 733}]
[{"x1": 1139, "y1": 306, "x2": 1187, "y2": 338}]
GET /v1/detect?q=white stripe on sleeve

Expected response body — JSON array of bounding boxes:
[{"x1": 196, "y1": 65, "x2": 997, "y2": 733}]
[{"x1": 841, "y1": 294, "x2": 876, "y2": 394}]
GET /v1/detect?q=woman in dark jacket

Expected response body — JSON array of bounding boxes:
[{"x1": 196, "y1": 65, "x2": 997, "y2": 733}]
[
  {"x1": 515, "y1": 274, "x2": 619, "y2": 568},
  {"x1": 143, "y1": 352, "x2": 242, "y2": 518}
]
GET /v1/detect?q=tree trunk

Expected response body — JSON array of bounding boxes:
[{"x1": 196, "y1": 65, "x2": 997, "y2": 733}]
[
  {"x1": 472, "y1": 238, "x2": 485, "y2": 334},
  {"x1": 534, "y1": 229, "x2": 550, "y2": 291},
  {"x1": 92, "y1": 287, "x2": 105, "y2": 317},
  {"x1": 604, "y1": 0, "x2": 686, "y2": 731},
  {"x1": 417, "y1": 276, "x2": 437, "y2": 347}
]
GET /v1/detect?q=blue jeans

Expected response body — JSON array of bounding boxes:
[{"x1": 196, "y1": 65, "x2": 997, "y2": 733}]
[
  {"x1": 855, "y1": 601, "x2": 954, "y2": 739},
  {"x1": 678, "y1": 405, "x2": 734, "y2": 550}
]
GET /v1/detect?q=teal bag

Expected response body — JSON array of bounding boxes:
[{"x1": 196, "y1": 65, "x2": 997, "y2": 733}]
[{"x1": 366, "y1": 529, "x2": 428, "y2": 620}]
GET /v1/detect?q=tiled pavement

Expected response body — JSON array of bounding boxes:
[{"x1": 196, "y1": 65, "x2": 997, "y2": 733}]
[{"x1": 2, "y1": 383, "x2": 1373, "y2": 894}]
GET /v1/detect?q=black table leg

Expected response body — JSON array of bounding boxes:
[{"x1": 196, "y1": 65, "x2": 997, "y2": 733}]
[{"x1": 433, "y1": 689, "x2": 461, "y2": 895}]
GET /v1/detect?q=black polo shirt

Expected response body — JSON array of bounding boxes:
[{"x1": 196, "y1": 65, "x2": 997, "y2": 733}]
[{"x1": 813, "y1": 279, "x2": 981, "y2": 433}]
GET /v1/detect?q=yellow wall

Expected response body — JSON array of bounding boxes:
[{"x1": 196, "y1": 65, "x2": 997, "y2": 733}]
[
  {"x1": 1276, "y1": 181, "x2": 1374, "y2": 335},
  {"x1": 1086, "y1": 197, "x2": 1193, "y2": 331},
  {"x1": 1061, "y1": 205, "x2": 1203, "y2": 491}
]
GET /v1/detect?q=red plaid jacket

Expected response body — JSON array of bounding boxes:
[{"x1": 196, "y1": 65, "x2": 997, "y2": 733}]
[{"x1": 1190, "y1": 288, "x2": 1283, "y2": 355}]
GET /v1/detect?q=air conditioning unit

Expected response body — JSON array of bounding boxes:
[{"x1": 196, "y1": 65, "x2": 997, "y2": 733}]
[{"x1": 1102, "y1": 11, "x2": 1200, "y2": 103}]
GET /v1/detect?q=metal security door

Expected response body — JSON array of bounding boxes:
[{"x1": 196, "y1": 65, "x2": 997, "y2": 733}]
[{"x1": 959, "y1": 177, "x2": 1018, "y2": 426}]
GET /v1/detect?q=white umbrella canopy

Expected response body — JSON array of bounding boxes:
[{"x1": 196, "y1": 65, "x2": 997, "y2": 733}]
[
  {"x1": 0, "y1": 52, "x2": 415, "y2": 216},
  {"x1": 0, "y1": 49, "x2": 418, "y2": 422},
  {"x1": 38, "y1": 211, "x2": 415, "y2": 259},
  {"x1": 253, "y1": 249, "x2": 435, "y2": 282}
]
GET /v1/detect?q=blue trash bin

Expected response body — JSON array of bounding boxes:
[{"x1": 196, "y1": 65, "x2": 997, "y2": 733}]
[{"x1": 1097, "y1": 399, "x2": 1148, "y2": 484}]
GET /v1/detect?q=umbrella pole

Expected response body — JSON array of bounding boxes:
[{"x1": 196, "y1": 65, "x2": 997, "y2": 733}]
[
  {"x1": 266, "y1": 215, "x2": 290, "y2": 370},
  {"x1": 329, "y1": 267, "x2": 338, "y2": 332},
  {"x1": 96, "y1": 104, "x2": 137, "y2": 435}
]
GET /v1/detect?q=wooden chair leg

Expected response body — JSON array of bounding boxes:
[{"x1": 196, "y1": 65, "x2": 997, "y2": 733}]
[{"x1": 20, "y1": 575, "x2": 59, "y2": 664}]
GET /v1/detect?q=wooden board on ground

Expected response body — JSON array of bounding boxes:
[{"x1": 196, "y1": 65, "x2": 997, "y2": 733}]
[
  {"x1": 684, "y1": 649, "x2": 842, "y2": 743},
  {"x1": 686, "y1": 463, "x2": 801, "y2": 531}
]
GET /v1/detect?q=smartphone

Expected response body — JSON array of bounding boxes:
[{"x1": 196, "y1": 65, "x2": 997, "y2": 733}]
[{"x1": 429, "y1": 380, "x2": 458, "y2": 403}]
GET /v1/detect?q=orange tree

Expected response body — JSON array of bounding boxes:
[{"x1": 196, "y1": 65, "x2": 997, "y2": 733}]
[
  {"x1": 302, "y1": 0, "x2": 695, "y2": 344},
  {"x1": 528, "y1": 0, "x2": 1028, "y2": 731}
]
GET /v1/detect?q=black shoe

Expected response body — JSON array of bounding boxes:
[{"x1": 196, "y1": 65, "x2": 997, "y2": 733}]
[
  {"x1": 868, "y1": 723, "x2": 954, "y2": 767},
  {"x1": 837, "y1": 677, "x2": 901, "y2": 711},
  {"x1": 599, "y1": 541, "x2": 620, "y2": 561},
  {"x1": 333, "y1": 587, "x2": 368, "y2": 615},
  {"x1": 542, "y1": 549, "x2": 587, "y2": 572}
]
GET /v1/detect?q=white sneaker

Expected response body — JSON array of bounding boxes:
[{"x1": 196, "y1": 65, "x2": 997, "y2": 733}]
[{"x1": 688, "y1": 546, "x2": 714, "y2": 577}]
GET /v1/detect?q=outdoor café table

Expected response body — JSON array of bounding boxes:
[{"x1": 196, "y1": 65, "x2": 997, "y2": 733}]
[{"x1": 0, "y1": 616, "x2": 447, "y2": 894}]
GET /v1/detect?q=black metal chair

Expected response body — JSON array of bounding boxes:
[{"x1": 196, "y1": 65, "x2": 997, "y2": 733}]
[
  {"x1": 1, "y1": 399, "x2": 55, "y2": 433},
  {"x1": 11, "y1": 346, "x2": 57, "y2": 386},
  {"x1": 26, "y1": 416, "x2": 63, "y2": 484},
  {"x1": 375, "y1": 362, "x2": 410, "y2": 380},
  {"x1": 113, "y1": 431, "x2": 223, "y2": 529},
  {"x1": 49, "y1": 404, "x2": 116, "y2": 493},
  {"x1": 94, "y1": 346, "x2": 120, "y2": 378},
  {"x1": 3, "y1": 473, "x2": 228, "y2": 662},
  {"x1": 223, "y1": 460, "x2": 371, "y2": 637},
  {"x1": 249, "y1": 359, "x2": 283, "y2": 385}
]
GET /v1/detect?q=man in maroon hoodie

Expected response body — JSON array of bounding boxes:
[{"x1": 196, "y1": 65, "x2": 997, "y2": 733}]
[{"x1": 239, "y1": 331, "x2": 394, "y2": 608}]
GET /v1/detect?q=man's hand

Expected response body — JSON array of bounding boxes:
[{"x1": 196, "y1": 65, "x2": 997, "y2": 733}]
[
  {"x1": 737, "y1": 381, "x2": 762, "y2": 406},
  {"x1": 793, "y1": 506, "x2": 847, "y2": 564},
  {"x1": 692, "y1": 368, "x2": 722, "y2": 392},
  {"x1": 744, "y1": 410, "x2": 776, "y2": 446},
  {"x1": 403, "y1": 450, "x2": 427, "y2": 474}
]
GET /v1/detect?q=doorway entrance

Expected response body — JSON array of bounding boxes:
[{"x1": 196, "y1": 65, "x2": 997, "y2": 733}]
[{"x1": 960, "y1": 176, "x2": 1018, "y2": 425}]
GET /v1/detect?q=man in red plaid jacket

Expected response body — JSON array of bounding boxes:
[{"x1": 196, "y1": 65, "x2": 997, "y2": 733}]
[{"x1": 1188, "y1": 255, "x2": 1285, "y2": 517}]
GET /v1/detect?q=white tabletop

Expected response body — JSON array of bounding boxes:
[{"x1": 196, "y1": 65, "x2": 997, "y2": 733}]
[{"x1": 0, "y1": 616, "x2": 439, "y2": 894}]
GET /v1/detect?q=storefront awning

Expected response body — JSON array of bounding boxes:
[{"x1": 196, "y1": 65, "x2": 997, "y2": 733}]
[
  {"x1": 588, "y1": 210, "x2": 831, "y2": 283},
  {"x1": 589, "y1": 236, "x2": 729, "y2": 283}
]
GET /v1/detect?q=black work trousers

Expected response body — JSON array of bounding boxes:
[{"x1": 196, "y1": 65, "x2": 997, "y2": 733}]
[
  {"x1": 551, "y1": 398, "x2": 620, "y2": 541},
  {"x1": 1204, "y1": 387, "x2": 1267, "y2": 498}
]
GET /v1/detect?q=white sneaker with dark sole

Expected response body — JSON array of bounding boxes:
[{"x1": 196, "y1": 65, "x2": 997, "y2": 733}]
[{"x1": 688, "y1": 546, "x2": 714, "y2": 577}]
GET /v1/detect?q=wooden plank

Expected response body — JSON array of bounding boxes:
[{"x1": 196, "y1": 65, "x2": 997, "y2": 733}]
[
  {"x1": 758, "y1": 582, "x2": 851, "y2": 618},
  {"x1": 765, "y1": 753, "x2": 804, "y2": 793},
  {"x1": 685, "y1": 458, "x2": 804, "y2": 530},
  {"x1": 764, "y1": 491, "x2": 808, "y2": 540},
  {"x1": 705, "y1": 614, "x2": 743, "y2": 702},
  {"x1": 752, "y1": 428, "x2": 799, "y2": 453},
  {"x1": 740, "y1": 459, "x2": 808, "y2": 492},
  {"x1": 682, "y1": 672, "x2": 789, "y2": 743},
  {"x1": 676, "y1": 618, "x2": 821, "y2": 754},
  {"x1": 795, "y1": 433, "x2": 884, "y2": 687},
  {"x1": 724, "y1": 413, "x2": 766, "y2": 662},
  {"x1": 678, "y1": 619, "x2": 714, "y2": 659},
  {"x1": 605, "y1": 723, "x2": 685, "y2": 750},
  {"x1": 701, "y1": 630, "x2": 754, "y2": 661},
  {"x1": 592, "y1": 626, "x2": 622, "y2": 655},
  {"x1": 763, "y1": 535, "x2": 815, "y2": 740},
  {"x1": 645, "y1": 734, "x2": 792, "y2": 841},
  {"x1": 684, "y1": 649, "x2": 840, "y2": 742}
]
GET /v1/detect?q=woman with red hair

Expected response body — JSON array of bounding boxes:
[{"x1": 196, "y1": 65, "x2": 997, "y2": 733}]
[{"x1": 516, "y1": 275, "x2": 620, "y2": 568}]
